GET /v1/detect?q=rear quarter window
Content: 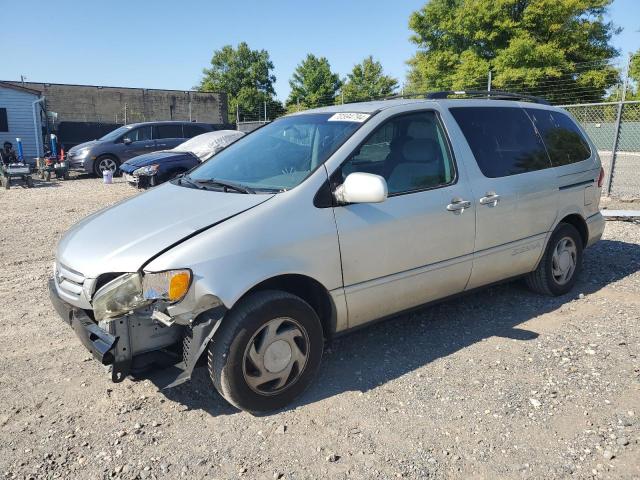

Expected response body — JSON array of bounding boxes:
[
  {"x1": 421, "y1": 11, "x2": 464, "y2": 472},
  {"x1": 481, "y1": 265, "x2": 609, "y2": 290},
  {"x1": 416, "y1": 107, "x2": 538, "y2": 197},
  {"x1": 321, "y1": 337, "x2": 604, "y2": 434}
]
[
  {"x1": 525, "y1": 109, "x2": 591, "y2": 166},
  {"x1": 449, "y1": 106, "x2": 551, "y2": 178}
]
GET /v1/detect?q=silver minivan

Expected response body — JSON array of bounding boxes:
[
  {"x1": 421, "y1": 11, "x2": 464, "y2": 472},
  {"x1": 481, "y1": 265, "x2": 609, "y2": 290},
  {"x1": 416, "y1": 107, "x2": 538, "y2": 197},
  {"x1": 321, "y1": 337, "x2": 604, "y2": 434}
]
[{"x1": 49, "y1": 92, "x2": 605, "y2": 413}]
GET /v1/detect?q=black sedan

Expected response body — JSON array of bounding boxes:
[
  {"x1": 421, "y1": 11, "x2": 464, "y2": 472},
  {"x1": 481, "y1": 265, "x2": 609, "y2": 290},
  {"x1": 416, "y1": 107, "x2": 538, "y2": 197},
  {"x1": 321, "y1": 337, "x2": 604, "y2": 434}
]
[{"x1": 120, "y1": 130, "x2": 245, "y2": 188}]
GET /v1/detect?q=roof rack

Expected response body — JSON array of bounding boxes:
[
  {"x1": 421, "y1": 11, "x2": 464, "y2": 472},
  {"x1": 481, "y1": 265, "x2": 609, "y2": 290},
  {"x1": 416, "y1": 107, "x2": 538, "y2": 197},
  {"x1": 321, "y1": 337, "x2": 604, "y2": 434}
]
[{"x1": 425, "y1": 90, "x2": 550, "y2": 105}]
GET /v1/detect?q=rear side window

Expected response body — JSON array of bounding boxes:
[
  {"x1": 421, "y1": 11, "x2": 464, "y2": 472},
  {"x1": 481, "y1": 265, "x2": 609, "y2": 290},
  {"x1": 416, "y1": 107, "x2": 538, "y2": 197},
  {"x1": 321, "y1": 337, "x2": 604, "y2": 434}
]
[
  {"x1": 450, "y1": 107, "x2": 551, "y2": 178},
  {"x1": 525, "y1": 109, "x2": 591, "y2": 166},
  {"x1": 184, "y1": 124, "x2": 208, "y2": 138},
  {"x1": 154, "y1": 124, "x2": 183, "y2": 139}
]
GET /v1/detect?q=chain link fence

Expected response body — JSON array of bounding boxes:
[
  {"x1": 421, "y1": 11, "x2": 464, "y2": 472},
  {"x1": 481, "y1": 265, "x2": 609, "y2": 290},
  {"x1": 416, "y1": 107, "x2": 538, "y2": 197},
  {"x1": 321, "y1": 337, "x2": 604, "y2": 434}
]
[{"x1": 562, "y1": 101, "x2": 640, "y2": 198}]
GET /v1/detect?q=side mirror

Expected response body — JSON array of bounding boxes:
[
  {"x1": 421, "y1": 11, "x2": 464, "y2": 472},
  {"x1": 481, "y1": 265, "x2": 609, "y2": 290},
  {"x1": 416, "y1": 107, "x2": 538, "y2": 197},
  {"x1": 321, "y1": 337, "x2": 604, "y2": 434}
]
[
  {"x1": 123, "y1": 137, "x2": 132, "y2": 145},
  {"x1": 334, "y1": 172, "x2": 388, "y2": 204}
]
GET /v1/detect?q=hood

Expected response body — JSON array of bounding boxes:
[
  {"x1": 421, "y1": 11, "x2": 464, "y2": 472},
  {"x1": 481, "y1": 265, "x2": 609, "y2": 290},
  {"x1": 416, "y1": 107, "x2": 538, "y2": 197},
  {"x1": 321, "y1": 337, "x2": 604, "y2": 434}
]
[
  {"x1": 122, "y1": 151, "x2": 189, "y2": 169},
  {"x1": 69, "y1": 140, "x2": 100, "y2": 153},
  {"x1": 57, "y1": 182, "x2": 273, "y2": 278}
]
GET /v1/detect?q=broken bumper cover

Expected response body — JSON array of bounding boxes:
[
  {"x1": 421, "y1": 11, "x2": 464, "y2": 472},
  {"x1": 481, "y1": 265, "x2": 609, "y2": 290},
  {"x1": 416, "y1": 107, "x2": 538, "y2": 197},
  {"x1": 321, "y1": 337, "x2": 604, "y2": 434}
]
[
  {"x1": 48, "y1": 278, "x2": 226, "y2": 387},
  {"x1": 49, "y1": 278, "x2": 130, "y2": 381}
]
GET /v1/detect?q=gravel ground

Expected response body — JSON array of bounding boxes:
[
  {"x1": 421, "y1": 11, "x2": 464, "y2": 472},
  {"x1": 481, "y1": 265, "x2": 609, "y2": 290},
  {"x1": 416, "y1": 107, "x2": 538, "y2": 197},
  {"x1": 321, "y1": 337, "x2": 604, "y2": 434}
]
[{"x1": 0, "y1": 176, "x2": 639, "y2": 480}]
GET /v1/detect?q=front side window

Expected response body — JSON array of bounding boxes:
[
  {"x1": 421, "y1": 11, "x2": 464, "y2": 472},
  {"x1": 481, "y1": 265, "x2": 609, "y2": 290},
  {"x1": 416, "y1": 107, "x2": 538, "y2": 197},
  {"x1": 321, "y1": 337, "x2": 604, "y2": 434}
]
[
  {"x1": 450, "y1": 106, "x2": 551, "y2": 178},
  {"x1": 340, "y1": 111, "x2": 455, "y2": 195},
  {"x1": 122, "y1": 126, "x2": 152, "y2": 143},
  {"x1": 187, "y1": 113, "x2": 364, "y2": 191},
  {"x1": 154, "y1": 124, "x2": 183, "y2": 139},
  {"x1": 525, "y1": 109, "x2": 591, "y2": 166}
]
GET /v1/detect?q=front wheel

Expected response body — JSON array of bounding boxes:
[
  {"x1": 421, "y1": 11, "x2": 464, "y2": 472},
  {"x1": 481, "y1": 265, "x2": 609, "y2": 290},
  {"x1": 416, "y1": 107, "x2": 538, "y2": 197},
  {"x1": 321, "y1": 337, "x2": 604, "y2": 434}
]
[
  {"x1": 526, "y1": 223, "x2": 583, "y2": 296},
  {"x1": 208, "y1": 290, "x2": 324, "y2": 413},
  {"x1": 93, "y1": 156, "x2": 119, "y2": 177}
]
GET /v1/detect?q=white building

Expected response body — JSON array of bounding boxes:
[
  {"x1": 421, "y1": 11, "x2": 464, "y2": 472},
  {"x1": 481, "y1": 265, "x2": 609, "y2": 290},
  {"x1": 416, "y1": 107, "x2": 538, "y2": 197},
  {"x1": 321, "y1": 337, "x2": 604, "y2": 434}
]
[{"x1": 0, "y1": 82, "x2": 44, "y2": 159}]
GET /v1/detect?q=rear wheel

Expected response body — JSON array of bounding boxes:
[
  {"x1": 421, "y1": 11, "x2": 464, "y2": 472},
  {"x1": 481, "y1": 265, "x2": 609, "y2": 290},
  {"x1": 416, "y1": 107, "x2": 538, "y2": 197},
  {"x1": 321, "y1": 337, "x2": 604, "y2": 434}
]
[
  {"x1": 93, "y1": 156, "x2": 119, "y2": 177},
  {"x1": 526, "y1": 223, "x2": 583, "y2": 296},
  {"x1": 207, "y1": 290, "x2": 324, "y2": 413},
  {"x1": 26, "y1": 176, "x2": 33, "y2": 188}
]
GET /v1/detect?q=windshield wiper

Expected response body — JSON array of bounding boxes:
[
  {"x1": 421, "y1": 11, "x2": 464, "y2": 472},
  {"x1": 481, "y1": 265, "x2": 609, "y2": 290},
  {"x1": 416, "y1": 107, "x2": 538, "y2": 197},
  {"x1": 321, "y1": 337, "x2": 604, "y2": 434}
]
[{"x1": 193, "y1": 178, "x2": 255, "y2": 194}]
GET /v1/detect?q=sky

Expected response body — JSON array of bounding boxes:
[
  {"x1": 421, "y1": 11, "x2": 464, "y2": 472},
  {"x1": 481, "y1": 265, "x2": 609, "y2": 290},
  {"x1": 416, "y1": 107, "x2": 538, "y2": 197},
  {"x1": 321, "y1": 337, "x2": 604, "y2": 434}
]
[{"x1": 1, "y1": 0, "x2": 638, "y2": 101}]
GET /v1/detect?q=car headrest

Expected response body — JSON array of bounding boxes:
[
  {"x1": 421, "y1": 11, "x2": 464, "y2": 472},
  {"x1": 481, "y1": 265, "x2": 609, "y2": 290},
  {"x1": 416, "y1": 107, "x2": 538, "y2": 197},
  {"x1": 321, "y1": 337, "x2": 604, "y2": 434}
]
[
  {"x1": 402, "y1": 139, "x2": 440, "y2": 164},
  {"x1": 406, "y1": 121, "x2": 437, "y2": 140}
]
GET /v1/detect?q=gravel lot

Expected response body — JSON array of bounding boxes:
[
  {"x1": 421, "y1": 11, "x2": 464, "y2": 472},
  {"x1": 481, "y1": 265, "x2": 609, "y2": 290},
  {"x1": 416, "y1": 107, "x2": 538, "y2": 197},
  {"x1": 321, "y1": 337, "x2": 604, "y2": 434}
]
[{"x1": 0, "y1": 176, "x2": 638, "y2": 480}]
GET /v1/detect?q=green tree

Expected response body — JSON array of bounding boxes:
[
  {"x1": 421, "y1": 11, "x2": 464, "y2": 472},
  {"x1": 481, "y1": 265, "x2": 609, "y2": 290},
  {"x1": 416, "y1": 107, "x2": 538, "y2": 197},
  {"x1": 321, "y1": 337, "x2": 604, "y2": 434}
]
[
  {"x1": 287, "y1": 54, "x2": 341, "y2": 109},
  {"x1": 198, "y1": 42, "x2": 282, "y2": 122},
  {"x1": 627, "y1": 49, "x2": 640, "y2": 100},
  {"x1": 407, "y1": 0, "x2": 620, "y2": 104},
  {"x1": 341, "y1": 56, "x2": 398, "y2": 103}
]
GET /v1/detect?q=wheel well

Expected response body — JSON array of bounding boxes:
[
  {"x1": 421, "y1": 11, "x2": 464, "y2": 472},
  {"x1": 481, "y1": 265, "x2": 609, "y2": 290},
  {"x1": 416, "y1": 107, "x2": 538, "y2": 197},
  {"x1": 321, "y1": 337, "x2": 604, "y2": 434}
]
[
  {"x1": 243, "y1": 275, "x2": 336, "y2": 339},
  {"x1": 559, "y1": 214, "x2": 588, "y2": 247}
]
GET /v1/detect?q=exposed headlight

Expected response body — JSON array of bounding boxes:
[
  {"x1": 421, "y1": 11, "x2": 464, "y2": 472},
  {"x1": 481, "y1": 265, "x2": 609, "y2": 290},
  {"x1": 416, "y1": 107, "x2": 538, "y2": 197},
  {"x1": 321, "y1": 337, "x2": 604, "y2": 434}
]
[
  {"x1": 92, "y1": 273, "x2": 150, "y2": 322},
  {"x1": 142, "y1": 269, "x2": 192, "y2": 303},
  {"x1": 73, "y1": 148, "x2": 90, "y2": 159},
  {"x1": 133, "y1": 164, "x2": 160, "y2": 176}
]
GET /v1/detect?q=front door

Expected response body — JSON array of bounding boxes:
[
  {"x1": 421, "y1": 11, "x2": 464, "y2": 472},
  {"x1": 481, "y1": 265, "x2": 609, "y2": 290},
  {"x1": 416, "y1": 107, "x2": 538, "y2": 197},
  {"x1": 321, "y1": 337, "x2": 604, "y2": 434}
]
[
  {"x1": 121, "y1": 125, "x2": 155, "y2": 160},
  {"x1": 447, "y1": 106, "x2": 558, "y2": 289},
  {"x1": 332, "y1": 110, "x2": 476, "y2": 328}
]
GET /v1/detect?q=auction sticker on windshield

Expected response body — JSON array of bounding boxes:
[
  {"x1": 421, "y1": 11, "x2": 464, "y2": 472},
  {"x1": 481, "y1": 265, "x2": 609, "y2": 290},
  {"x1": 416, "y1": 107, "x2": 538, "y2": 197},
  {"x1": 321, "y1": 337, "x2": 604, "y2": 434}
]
[{"x1": 327, "y1": 112, "x2": 370, "y2": 122}]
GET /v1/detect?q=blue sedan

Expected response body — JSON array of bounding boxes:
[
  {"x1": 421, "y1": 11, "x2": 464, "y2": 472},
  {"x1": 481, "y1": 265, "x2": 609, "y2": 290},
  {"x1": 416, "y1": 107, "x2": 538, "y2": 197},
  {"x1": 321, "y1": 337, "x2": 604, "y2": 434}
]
[{"x1": 120, "y1": 130, "x2": 245, "y2": 188}]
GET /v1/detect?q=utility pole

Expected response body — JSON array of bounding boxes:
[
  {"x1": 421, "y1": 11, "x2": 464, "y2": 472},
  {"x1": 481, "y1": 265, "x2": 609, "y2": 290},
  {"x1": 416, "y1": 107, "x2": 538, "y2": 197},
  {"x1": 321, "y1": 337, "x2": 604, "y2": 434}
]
[
  {"x1": 20, "y1": 75, "x2": 27, "y2": 85},
  {"x1": 124, "y1": 103, "x2": 128, "y2": 125},
  {"x1": 487, "y1": 70, "x2": 492, "y2": 92},
  {"x1": 341, "y1": 90, "x2": 344, "y2": 105},
  {"x1": 264, "y1": 100, "x2": 267, "y2": 122},
  {"x1": 236, "y1": 104, "x2": 240, "y2": 125}
]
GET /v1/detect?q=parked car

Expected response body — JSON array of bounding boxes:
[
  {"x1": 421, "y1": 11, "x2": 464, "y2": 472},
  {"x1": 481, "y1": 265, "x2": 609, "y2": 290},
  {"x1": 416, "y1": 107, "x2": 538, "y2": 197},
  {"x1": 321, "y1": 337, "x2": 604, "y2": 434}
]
[
  {"x1": 120, "y1": 130, "x2": 245, "y2": 188},
  {"x1": 65, "y1": 121, "x2": 214, "y2": 176},
  {"x1": 49, "y1": 92, "x2": 605, "y2": 413}
]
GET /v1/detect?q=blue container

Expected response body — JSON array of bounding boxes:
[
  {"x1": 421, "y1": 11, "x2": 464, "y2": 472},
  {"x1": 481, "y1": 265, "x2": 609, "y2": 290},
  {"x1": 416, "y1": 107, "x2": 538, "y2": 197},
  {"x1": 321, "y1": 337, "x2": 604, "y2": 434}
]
[{"x1": 16, "y1": 137, "x2": 24, "y2": 161}]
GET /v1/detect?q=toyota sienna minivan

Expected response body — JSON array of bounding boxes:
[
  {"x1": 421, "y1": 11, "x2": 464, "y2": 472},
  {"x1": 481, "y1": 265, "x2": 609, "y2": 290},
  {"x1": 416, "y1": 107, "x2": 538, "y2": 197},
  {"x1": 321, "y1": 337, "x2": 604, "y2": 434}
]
[{"x1": 49, "y1": 92, "x2": 605, "y2": 413}]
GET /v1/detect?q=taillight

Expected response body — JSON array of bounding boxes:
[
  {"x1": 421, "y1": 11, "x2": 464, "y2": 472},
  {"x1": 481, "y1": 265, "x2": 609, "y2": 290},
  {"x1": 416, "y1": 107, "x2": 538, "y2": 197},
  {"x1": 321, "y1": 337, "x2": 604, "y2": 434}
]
[
  {"x1": 597, "y1": 167, "x2": 604, "y2": 188},
  {"x1": 597, "y1": 167, "x2": 605, "y2": 188}
]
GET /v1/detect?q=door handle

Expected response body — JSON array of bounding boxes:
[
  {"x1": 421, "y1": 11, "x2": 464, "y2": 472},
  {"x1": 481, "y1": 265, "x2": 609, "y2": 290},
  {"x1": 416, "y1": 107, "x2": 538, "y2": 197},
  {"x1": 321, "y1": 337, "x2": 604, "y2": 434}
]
[
  {"x1": 446, "y1": 198, "x2": 471, "y2": 214},
  {"x1": 479, "y1": 192, "x2": 500, "y2": 206}
]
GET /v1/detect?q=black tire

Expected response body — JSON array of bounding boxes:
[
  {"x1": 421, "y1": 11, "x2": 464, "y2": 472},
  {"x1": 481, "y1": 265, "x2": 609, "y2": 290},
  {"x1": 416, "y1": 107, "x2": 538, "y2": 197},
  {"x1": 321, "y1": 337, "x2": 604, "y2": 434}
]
[
  {"x1": 93, "y1": 155, "x2": 119, "y2": 177},
  {"x1": 26, "y1": 176, "x2": 33, "y2": 188},
  {"x1": 526, "y1": 223, "x2": 583, "y2": 296},
  {"x1": 207, "y1": 290, "x2": 324, "y2": 414}
]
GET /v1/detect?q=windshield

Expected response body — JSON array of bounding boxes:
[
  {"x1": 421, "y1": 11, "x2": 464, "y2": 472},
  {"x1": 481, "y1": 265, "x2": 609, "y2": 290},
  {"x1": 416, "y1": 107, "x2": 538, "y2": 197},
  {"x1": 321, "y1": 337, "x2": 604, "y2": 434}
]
[
  {"x1": 186, "y1": 113, "x2": 366, "y2": 191},
  {"x1": 99, "y1": 125, "x2": 131, "y2": 141},
  {"x1": 172, "y1": 130, "x2": 245, "y2": 160}
]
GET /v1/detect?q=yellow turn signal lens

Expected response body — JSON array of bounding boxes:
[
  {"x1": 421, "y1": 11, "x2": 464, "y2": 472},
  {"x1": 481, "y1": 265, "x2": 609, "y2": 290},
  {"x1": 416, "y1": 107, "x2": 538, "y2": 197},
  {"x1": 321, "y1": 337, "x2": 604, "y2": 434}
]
[{"x1": 168, "y1": 271, "x2": 191, "y2": 301}]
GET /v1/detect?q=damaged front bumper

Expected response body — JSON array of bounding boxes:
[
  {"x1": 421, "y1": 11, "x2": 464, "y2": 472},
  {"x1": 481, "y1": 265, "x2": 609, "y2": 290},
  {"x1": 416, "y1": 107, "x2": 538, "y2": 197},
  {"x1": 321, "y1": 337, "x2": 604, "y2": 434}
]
[{"x1": 48, "y1": 278, "x2": 226, "y2": 387}]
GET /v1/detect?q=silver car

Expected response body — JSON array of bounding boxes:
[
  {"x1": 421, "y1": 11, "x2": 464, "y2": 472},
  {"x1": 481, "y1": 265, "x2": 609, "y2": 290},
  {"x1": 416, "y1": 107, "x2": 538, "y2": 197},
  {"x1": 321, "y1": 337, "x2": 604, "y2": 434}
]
[{"x1": 49, "y1": 93, "x2": 605, "y2": 413}]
